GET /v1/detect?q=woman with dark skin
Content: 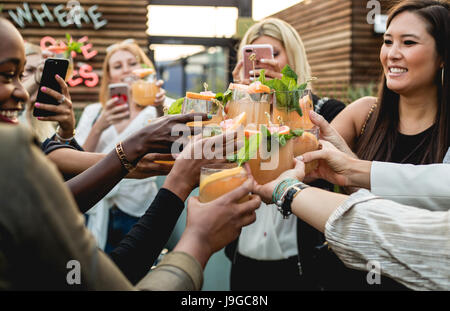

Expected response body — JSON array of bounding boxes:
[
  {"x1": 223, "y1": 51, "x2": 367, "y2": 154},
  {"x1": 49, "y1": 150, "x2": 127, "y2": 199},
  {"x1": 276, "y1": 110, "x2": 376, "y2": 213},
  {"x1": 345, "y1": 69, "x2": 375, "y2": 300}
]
[{"x1": 0, "y1": 17, "x2": 260, "y2": 289}]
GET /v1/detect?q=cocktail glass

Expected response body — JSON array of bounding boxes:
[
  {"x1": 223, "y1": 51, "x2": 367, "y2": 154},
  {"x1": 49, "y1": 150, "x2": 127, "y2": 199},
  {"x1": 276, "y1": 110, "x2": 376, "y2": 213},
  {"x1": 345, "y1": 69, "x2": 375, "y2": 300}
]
[
  {"x1": 131, "y1": 68, "x2": 160, "y2": 106},
  {"x1": 273, "y1": 89, "x2": 320, "y2": 174},
  {"x1": 183, "y1": 93, "x2": 224, "y2": 131},
  {"x1": 246, "y1": 125, "x2": 295, "y2": 185},
  {"x1": 226, "y1": 88, "x2": 273, "y2": 126},
  {"x1": 199, "y1": 163, "x2": 249, "y2": 203}
]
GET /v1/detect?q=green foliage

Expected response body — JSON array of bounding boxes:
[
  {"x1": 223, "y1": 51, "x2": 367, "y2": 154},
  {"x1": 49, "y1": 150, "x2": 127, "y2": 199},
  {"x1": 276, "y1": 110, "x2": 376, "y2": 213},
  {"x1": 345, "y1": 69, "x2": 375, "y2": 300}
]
[
  {"x1": 228, "y1": 133, "x2": 261, "y2": 166},
  {"x1": 167, "y1": 97, "x2": 184, "y2": 114},
  {"x1": 258, "y1": 64, "x2": 312, "y2": 117},
  {"x1": 346, "y1": 82, "x2": 377, "y2": 103},
  {"x1": 64, "y1": 33, "x2": 84, "y2": 58},
  {"x1": 214, "y1": 89, "x2": 232, "y2": 106}
]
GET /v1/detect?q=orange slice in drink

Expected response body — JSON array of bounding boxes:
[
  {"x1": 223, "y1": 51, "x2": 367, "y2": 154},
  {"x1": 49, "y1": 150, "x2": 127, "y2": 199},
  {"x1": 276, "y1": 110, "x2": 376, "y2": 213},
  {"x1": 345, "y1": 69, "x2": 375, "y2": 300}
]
[
  {"x1": 199, "y1": 166, "x2": 248, "y2": 203},
  {"x1": 220, "y1": 112, "x2": 246, "y2": 131},
  {"x1": 186, "y1": 91, "x2": 216, "y2": 101},
  {"x1": 247, "y1": 81, "x2": 271, "y2": 94},
  {"x1": 228, "y1": 82, "x2": 249, "y2": 91},
  {"x1": 132, "y1": 68, "x2": 155, "y2": 78},
  {"x1": 46, "y1": 45, "x2": 67, "y2": 54},
  {"x1": 298, "y1": 96, "x2": 315, "y2": 129}
]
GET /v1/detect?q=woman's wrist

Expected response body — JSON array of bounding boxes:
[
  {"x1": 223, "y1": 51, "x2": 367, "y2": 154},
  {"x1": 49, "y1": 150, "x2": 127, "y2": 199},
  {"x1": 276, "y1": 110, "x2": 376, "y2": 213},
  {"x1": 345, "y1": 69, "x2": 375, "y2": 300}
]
[
  {"x1": 163, "y1": 167, "x2": 194, "y2": 202},
  {"x1": 347, "y1": 158, "x2": 372, "y2": 189}
]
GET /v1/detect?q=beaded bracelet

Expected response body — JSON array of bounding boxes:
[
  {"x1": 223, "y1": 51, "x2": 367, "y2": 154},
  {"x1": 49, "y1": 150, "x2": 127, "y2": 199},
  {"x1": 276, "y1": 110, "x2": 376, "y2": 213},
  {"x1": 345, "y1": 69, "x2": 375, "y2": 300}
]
[{"x1": 272, "y1": 178, "x2": 300, "y2": 205}]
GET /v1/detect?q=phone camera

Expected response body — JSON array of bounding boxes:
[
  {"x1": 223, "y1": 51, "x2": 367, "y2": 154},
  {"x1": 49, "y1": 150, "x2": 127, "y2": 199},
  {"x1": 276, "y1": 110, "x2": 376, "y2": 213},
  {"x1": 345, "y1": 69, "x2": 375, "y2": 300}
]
[{"x1": 245, "y1": 49, "x2": 252, "y2": 53}]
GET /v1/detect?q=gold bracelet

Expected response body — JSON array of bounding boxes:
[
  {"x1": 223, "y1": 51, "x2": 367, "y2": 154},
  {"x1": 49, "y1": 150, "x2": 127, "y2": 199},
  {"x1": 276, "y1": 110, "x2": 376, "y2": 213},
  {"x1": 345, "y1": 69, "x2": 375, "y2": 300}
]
[{"x1": 115, "y1": 142, "x2": 135, "y2": 172}]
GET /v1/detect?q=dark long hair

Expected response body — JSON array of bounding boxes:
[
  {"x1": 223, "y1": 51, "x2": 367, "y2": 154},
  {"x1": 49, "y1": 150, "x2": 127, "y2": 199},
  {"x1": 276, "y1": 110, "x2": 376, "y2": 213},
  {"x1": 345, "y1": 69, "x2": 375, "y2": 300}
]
[{"x1": 355, "y1": 0, "x2": 450, "y2": 164}]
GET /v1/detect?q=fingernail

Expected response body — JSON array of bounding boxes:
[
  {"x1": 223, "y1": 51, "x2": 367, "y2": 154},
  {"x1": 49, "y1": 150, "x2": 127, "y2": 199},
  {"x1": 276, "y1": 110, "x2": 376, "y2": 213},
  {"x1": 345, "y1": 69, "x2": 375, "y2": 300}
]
[
  {"x1": 296, "y1": 156, "x2": 304, "y2": 161},
  {"x1": 260, "y1": 59, "x2": 267, "y2": 63},
  {"x1": 37, "y1": 117, "x2": 42, "y2": 120},
  {"x1": 207, "y1": 114, "x2": 213, "y2": 119},
  {"x1": 249, "y1": 77, "x2": 254, "y2": 81},
  {"x1": 249, "y1": 70, "x2": 254, "y2": 75},
  {"x1": 35, "y1": 103, "x2": 41, "y2": 107},
  {"x1": 310, "y1": 110, "x2": 319, "y2": 119},
  {"x1": 41, "y1": 87, "x2": 46, "y2": 92},
  {"x1": 55, "y1": 74, "x2": 60, "y2": 79}
]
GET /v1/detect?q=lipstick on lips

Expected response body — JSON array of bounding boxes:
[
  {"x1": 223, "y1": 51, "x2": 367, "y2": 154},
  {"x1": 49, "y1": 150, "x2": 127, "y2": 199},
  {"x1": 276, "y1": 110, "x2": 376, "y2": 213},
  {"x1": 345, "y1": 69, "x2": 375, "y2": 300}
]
[{"x1": 0, "y1": 110, "x2": 20, "y2": 124}]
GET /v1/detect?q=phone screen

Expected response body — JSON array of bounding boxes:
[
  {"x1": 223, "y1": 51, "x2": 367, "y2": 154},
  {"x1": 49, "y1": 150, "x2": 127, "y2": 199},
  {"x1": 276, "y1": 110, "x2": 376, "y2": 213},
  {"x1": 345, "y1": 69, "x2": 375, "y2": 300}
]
[{"x1": 33, "y1": 58, "x2": 69, "y2": 117}]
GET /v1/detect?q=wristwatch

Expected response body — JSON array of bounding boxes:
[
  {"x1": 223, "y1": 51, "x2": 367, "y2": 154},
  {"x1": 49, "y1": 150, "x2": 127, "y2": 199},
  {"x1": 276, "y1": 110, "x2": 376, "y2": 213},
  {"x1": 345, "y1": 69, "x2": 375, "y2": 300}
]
[{"x1": 279, "y1": 182, "x2": 309, "y2": 219}]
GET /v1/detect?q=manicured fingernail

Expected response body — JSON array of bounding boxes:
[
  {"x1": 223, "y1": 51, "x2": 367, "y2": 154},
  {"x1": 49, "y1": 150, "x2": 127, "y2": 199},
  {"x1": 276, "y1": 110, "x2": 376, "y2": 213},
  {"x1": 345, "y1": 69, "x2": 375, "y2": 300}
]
[
  {"x1": 260, "y1": 59, "x2": 267, "y2": 63},
  {"x1": 249, "y1": 70, "x2": 254, "y2": 75},
  {"x1": 296, "y1": 156, "x2": 304, "y2": 161},
  {"x1": 207, "y1": 114, "x2": 213, "y2": 119},
  {"x1": 55, "y1": 74, "x2": 60, "y2": 79},
  {"x1": 37, "y1": 117, "x2": 42, "y2": 120},
  {"x1": 35, "y1": 103, "x2": 41, "y2": 107},
  {"x1": 41, "y1": 87, "x2": 46, "y2": 92}
]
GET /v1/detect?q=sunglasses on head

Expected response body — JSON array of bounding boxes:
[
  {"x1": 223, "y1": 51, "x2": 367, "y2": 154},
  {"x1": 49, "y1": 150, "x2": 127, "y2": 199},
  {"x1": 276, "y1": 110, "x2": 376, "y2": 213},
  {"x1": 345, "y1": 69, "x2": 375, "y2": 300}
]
[{"x1": 106, "y1": 38, "x2": 137, "y2": 53}]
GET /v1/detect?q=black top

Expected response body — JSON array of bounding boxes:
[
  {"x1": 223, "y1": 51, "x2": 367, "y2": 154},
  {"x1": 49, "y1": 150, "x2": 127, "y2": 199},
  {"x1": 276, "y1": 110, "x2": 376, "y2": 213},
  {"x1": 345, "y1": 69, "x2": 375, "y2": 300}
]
[
  {"x1": 391, "y1": 125, "x2": 435, "y2": 164},
  {"x1": 41, "y1": 135, "x2": 84, "y2": 155},
  {"x1": 108, "y1": 188, "x2": 185, "y2": 285}
]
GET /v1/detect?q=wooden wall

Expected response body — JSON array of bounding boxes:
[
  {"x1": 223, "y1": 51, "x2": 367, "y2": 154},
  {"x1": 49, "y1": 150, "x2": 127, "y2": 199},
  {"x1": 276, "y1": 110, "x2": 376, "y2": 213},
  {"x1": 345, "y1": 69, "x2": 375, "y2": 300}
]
[
  {"x1": 272, "y1": 0, "x2": 391, "y2": 103},
  {"x1": 1, "y1": 0, "x2": 149, "y2": 108}
]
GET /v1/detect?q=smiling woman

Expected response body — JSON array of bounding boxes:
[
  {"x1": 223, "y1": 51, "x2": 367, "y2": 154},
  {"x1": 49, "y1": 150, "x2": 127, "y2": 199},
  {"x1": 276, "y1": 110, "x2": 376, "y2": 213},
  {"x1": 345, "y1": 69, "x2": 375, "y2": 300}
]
[
  {"x1": 331, "y1": 0, "x2": 449, "y2": 166},
  {"x1": 0, "y1": 19, "x2": 28, "y2": 124}
]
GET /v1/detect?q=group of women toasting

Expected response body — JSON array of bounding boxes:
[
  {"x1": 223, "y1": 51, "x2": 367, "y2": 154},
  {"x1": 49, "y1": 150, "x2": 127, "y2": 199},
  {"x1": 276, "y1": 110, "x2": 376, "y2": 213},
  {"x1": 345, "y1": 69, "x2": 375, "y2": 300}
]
[{"x1": 0, "y1": 0, "x2": 448, "y2": 290}]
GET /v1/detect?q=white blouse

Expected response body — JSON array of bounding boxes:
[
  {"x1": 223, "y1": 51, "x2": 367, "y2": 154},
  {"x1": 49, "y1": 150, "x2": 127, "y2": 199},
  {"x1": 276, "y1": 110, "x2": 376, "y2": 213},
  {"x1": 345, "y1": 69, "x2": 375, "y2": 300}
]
[{"x1": 75, "y1": 103, "x2": 159, "y2": 249}]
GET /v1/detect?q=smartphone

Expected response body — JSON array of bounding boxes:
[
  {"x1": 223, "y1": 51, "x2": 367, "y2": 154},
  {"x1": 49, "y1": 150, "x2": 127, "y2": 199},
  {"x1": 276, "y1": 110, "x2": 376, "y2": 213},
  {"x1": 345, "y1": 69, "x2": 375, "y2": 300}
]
[
  {"x1": 33, "y1": 58, "x2": 69, "y2": 117},
  {"x1": 242, "y1": 44, "x2": 274, "y2": 80},
  {"x1": 108, "y1": 83, "x2": 129, "y2": 107}
]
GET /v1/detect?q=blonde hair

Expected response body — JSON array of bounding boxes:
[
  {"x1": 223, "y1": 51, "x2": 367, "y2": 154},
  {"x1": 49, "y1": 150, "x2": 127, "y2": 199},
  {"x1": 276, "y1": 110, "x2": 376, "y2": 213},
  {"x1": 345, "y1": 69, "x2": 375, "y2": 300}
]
[
  {"x1": 238, "y1": 18, "x2": 311, "y2": 85},
  {"x1": 99, "y1": 41, "x2": 154, "y2": 105}
]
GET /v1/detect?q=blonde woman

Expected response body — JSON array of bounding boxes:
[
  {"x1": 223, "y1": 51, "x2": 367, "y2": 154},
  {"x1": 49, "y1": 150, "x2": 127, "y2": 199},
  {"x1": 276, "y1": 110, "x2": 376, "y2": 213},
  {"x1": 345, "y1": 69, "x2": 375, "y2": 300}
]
[
  {"x1": 226, "y1": 18, "x2": 346, "y2": 290},
  {"x1": 75, "y1": 40, "x2": 172, "y2": 252}
]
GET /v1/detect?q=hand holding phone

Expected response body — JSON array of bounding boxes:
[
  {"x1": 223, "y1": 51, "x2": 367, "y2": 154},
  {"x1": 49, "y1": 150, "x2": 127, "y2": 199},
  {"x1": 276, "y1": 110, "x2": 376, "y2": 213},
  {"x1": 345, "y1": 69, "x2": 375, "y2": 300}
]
[
  {"x1": 33, "y1": 58, "x2": 69, "y2": 117},
  {"x1": 242, "y1": 44, "x2": 274, "y2": 80}
]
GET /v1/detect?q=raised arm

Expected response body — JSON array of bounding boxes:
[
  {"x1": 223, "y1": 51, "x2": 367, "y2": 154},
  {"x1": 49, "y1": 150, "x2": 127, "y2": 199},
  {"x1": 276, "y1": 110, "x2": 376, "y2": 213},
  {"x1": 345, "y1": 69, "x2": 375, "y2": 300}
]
[{"x1": 66, "y1": 113, "x2": 210, "y2": 213}]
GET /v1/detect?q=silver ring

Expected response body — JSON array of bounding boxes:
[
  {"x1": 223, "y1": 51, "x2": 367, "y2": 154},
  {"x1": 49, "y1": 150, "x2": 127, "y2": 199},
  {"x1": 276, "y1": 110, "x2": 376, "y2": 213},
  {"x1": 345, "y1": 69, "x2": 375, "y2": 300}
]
[{"x1": 58, "y1": 95, "x2": 66, "y2": 104}]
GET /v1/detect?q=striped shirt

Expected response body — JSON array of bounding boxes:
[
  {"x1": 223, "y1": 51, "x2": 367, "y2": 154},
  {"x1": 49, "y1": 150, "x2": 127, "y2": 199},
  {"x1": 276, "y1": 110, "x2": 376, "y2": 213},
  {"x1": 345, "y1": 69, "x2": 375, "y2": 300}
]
[{"x1": 325, "y1": 189, "x2": 450, "y2": 291}]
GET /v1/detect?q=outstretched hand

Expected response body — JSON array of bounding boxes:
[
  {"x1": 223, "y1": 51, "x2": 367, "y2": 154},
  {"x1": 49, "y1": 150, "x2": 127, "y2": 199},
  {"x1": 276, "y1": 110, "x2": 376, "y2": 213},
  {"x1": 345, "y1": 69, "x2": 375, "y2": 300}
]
[
  {"x1": 309, "y1": 110, "x2": 356, "y2": 157},
  {"x1": 249, "y1": 159, "x2": 306, "y2": 204},
  {"x1": 301, "y1": 140, "x2": 372, "y2": 189},
  {"x1": 174, "y1": 178, "x2": 261, "y2": 268}
]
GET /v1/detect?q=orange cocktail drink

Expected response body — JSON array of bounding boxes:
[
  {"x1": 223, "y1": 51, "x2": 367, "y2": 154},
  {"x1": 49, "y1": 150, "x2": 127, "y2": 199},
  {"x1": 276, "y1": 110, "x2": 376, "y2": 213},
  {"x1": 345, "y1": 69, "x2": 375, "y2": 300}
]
[
  {"x1": 225, "y1": 82, "x2": 272, "y2": 126},
  {"x1": 246, "y1": 124, "x2": 295, "y2": 185},
  {"x1": 199, "y1": 163, "x2": 249, "y2": 203},
  {"x1": 273, "y1": 89, "x2": 320, "y2": 174},
  {"x1": 131, "y1": 68, "x2": 160, "y2": 106}
]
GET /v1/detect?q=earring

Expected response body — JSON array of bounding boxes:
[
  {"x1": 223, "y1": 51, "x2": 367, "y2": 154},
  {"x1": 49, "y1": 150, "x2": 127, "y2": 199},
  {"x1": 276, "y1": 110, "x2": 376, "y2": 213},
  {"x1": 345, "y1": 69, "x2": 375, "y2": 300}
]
[{"x1": 442, "y1": 68, "x2": 445, "y2": 87}]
